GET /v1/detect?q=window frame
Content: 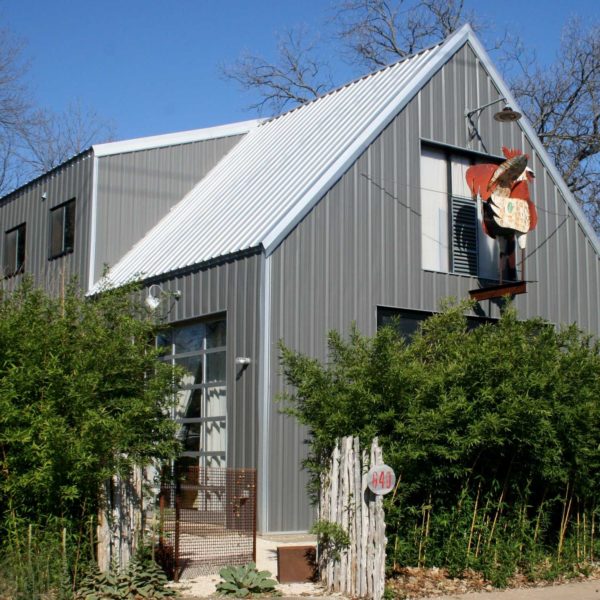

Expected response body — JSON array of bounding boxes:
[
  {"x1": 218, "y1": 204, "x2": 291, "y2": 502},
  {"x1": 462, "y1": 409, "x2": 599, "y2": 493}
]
[
  {"x1": 420, "y1": 142, "x2": 502, "y2": 279},
  {"x1": 3, "y1": 222, "x2": 26, "y2": 277},
  {"x1": 377, "y1": 305, "x2": 497, "y2": 341},
  {"x1": 158, "y1": 315, "x2": 228, "y2": 470},
  {"x1": 48, "y1": 198, "x2": 76, "y2": 260}
]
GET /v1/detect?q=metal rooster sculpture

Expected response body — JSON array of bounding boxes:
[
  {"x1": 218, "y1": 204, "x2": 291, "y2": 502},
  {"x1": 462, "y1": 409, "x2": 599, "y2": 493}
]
[{"x1": 465, "y1": 147, "x2": 538, "y2": 282}]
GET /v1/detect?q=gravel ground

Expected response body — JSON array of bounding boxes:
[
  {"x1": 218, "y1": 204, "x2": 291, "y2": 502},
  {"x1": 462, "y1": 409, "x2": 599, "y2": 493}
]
[
  {"x1": 167, "y1": 534, "x2": 600, "y2": 600},
  {"x1": 169, "y1": 534, "x2": 325, "y2": 599}
]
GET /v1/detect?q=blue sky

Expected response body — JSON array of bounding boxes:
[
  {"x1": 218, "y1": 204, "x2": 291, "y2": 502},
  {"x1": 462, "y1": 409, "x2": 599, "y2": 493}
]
[{"x1": 1, "y1": 0, "x2": 598, "y2": 141}]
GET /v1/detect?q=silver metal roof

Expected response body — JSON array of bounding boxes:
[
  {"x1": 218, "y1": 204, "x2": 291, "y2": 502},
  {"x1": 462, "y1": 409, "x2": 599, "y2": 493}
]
[
  {"x1": 92, "y1": 23, "x2": 600, "y2": 291},
  {"x1": 93, "y1": 43, "x2": 446, "y2": 290}
]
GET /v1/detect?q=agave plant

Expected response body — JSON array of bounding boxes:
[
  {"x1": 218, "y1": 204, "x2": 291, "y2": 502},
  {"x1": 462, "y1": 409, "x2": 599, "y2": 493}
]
[{"x1": 216, "y1": 562, "x2": 279, "y2": 597}]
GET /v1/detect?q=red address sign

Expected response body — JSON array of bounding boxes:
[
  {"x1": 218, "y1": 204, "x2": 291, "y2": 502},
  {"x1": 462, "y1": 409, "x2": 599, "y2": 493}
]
[{"x1": 367, "y1": 464, "x2": 396, "y2": 495}]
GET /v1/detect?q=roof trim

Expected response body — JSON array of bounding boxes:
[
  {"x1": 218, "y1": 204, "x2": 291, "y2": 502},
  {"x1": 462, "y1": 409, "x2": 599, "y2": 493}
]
[
  {"x1": 260, "y1": 25, "x2": 473, "y2": 255},
  {"x1": 92, "y1": 119, "x2": 262, "y2": 157},
  {"x1": 88, "y1": 246, "x2": 261, "y2": 295},
  {"x1": 465, "y1": 31, "x2": 600, "y2": 257}
]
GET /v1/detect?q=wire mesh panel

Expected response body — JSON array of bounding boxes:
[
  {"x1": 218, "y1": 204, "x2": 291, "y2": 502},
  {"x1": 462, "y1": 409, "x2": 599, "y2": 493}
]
[{"x1": 158, "y1": 466, "x2": 256, "y2": 580}]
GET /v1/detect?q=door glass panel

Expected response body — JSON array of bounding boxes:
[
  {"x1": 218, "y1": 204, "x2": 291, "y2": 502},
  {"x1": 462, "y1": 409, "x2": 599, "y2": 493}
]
[
  {"x1": 176, "y1": 355, "x2": 203, "y2": 386},
  {"x1": 203, "y1": 454, "x2": 226, "y2": 469},
  {"x1": 206, "y1": 386, "x2": 226, "y2": 417},
  {"x1": 174, "y1": 323, "x2": 205, "y2": 353},
  {"x1": 161, "y1": 317, "x2": 227, "y2": 468},
  {"x1": 205, "y1": 420, "x2": 227, "y2": 453},
  {"x1": 156, "y1": 331, "x2": 172, "y2": 351},
  {"x1": 175, "y1": 455, "x2": 198, "y2": 473},
  {"x1": 206, "y1": 320, "x2": 226, "y2": 348},
  {"x1": 179, "y1": 423, "x2": 201, "y2": 453},
  {"x1": 206, "y1": 352, "x2": 226, "y2": 382},
  {"x1": 175, "y1": 388, "x2": 202, "y2": 420}
]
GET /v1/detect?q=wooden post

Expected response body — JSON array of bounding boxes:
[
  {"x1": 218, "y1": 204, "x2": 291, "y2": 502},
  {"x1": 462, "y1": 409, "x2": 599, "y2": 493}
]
[{"x1": 319, "y1": 437, "x2": 386, "y2": 600}]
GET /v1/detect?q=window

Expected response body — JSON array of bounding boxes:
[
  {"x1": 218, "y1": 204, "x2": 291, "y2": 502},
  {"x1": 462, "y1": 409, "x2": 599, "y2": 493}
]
[
  {"x1": 420, "y1": 146, "x2": 497, "y2": 279},
  {"x1": 3, "y1": 223, "x2": 26, "y2": 277},
  {"x1": 158, "y1": 317, "x2": 227, "y2": 471},
  {"x1": 49, "y1": 198, "x2": 76, "y2": 258},
  {"x1": 377, "y1": 306, "x2": 496, "y2": 341}
]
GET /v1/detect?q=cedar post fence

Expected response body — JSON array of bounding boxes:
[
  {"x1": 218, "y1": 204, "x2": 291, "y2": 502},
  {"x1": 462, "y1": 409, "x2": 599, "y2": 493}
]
[
  {"x1": 97, "y1": 467, "x2": 144, "y2": 571},
  {"x1": 318, "y1": 436, "x2": 386, "y2": 600}
]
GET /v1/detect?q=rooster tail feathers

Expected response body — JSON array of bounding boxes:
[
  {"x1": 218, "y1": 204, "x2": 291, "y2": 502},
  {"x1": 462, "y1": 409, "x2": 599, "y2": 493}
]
[{"x1": 502, "y1": 146, "x2": 529, "y2": 161}]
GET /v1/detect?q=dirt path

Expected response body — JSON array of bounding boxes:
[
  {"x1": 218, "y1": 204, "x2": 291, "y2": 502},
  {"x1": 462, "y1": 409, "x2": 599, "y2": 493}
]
[
  {"x1": 178, "y1": 578, "x2": 600, "y2": 599},
  {"x1": 417, "y1": 578, "x2": 600, "y2": 600}
]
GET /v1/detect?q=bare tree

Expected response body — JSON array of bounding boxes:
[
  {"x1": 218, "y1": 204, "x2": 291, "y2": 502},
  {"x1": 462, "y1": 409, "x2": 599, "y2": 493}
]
[
  {"x1": 222, "y1": 3, "x2": 600, "y2": 233},
  {"x1": 335, "y1": 0, "x2": 480, "y2": 68},
  {"x1": 223, "y1": 1, "x2": 484, "y2": 110},
  {"x1": 0, "y1": 27, "x2": 35, "y2": 194},
  {"x1": 507, "y1": 19, "x2": 600, "y2": 231},
  {"x1": 0, "y1": 26, "x2": 114, "y2": 196},
  {"x1": 221, "y1": 27, "x2": 334, "y2": 113},
  {"x1": 17, "y1": 101, "x2": 115, "y2": 176}
]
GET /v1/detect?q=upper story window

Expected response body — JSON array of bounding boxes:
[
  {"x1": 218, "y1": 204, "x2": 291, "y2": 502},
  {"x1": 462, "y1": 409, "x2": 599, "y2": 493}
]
[
  {"x1": 420, "y1": 146, "x2": 498, "y2": 279},
  {"x1": 3, "y1": 223, "x2": 26, "y2": 277},
  {"x1": 49, "y1": 198, "x2": 76, "y2": 259}
]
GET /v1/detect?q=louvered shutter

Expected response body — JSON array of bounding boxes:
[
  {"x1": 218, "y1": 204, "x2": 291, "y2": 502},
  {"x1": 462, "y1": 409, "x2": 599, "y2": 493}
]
[{"x1": 451, "y1": 196, "x2": 478, "y2": 275}]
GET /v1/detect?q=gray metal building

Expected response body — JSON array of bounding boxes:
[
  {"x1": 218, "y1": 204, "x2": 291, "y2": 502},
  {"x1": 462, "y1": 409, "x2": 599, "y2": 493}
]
[{"x1": 1, "y1": 25, "x2": 599, "y2": 533}]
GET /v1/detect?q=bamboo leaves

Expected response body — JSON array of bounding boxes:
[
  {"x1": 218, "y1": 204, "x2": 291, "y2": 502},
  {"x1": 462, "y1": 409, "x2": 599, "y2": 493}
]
[{"x1": 280, "y1": 301, "x2": 600, "y2": 582}]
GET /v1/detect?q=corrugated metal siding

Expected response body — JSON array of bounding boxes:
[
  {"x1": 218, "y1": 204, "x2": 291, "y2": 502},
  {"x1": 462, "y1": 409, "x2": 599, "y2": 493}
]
[
  {"x1": 93, "y1": 135, "x2": 244, "y2": 283},
  {"x1": 267, "y1": 43, "x2": 600, "y2": 532},
  {"x1": 151, "y1": 251, "x2": 262, "y2": 473},
  {"x1": 0, "y1": 153, "x2": 93, "y2": 293}
]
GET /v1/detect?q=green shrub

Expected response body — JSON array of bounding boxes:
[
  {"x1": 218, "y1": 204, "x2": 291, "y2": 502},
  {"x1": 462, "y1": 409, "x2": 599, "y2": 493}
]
[
  {"x1": 280, "y1": 301, "x2": 600, "y2": 582},
  {"x1": 309, "y1": 519, "x2": 350, "y2": 561},
  {"x1": 0, "y1": 279, "x2": 179, "y2": 528}
]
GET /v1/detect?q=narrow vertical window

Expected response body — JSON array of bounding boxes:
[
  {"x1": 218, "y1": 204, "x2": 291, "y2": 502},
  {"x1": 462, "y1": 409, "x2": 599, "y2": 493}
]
[
  {"x1": 3, "y1": 223, "x2": 26, "y2": 277},
  {"x1": 159, "y1": 316, "x2": 228, "y2": 472},
  {"x1": 49, "y1": 198, "x2": 76, "y2": 259}
]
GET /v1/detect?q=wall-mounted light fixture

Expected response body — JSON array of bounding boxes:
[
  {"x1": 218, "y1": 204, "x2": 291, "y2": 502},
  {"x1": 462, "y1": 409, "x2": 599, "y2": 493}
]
[
  {"x1": 41, "y1": 192, "x2": 47, "y2": 201},
  {"x1": 235, "y1": 357, "x2": 252, "y2": 366},
  {"x1": 493, "y1": 106, "x2": 522, "y2": 122},
  {"x1": 145, "y1": 284, "x2": 163, "y2": 311},
  {"x1": 465, "y1": 97, "x2": 522, "y2": 144},
  {"x1": 145, "y1": 284, "x2": 181, "y2": 312}
]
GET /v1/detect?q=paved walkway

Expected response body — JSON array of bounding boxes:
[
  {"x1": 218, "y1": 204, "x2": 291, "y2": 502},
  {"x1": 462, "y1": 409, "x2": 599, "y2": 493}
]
[{"x1": 418, "y1": 579, "x2": 600, "y2": 600}]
